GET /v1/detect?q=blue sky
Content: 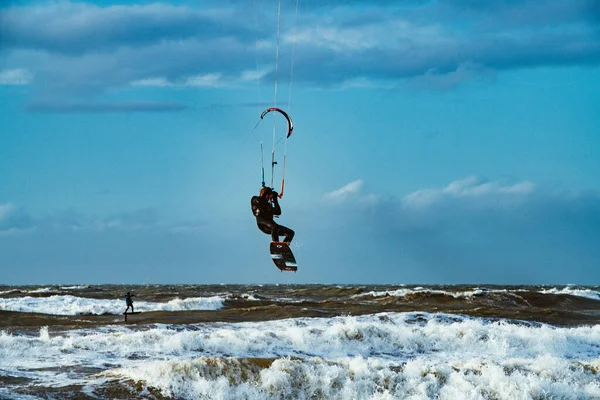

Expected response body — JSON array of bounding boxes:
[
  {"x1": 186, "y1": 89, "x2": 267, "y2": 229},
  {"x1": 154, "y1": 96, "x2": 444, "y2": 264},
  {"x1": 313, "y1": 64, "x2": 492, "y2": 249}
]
[{"x1": 1, "y1": 0, "x2": 599, "y2": 285}]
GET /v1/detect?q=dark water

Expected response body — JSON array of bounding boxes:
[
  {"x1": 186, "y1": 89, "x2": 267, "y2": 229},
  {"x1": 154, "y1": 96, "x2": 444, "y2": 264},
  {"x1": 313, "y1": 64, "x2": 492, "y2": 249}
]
[{"x1": 2, "y1": 284, "x2": 600, "y2": 331}]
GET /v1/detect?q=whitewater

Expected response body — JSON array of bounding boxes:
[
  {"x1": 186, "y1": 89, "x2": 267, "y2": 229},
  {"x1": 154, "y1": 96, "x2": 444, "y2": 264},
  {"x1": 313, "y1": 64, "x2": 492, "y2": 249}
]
[
  {"x1": 1, "y1": 284, "x2": 599, "y2": 399},
  {"x1": 0, "y1": 294, "x2": 225, "y2": 315}
]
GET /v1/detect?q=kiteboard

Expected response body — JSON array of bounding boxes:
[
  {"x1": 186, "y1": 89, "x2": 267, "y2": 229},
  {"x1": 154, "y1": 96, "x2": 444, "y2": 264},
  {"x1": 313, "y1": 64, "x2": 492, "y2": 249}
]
[
  {"x1": 270, "y1": 241, "x2": 297, "y2": 272},
  {"x1": 123, "y1": 311, "x2": 141, "y2": 322}
]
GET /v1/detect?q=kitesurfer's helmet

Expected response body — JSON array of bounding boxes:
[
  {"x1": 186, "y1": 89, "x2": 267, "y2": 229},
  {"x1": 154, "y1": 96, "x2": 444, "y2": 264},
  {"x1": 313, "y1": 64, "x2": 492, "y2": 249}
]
[{"x1": 260, "y1": 187, "x2": 273, "y2": 197}]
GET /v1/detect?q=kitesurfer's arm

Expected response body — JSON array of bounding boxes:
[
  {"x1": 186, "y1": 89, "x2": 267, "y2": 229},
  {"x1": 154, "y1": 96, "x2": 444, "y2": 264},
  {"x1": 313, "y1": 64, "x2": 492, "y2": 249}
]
[
  {"x1": 251, "y1": 196, "x2": 262, "y2": 217},
  {"x1": 271, "y1": 192, "x2": 282, "y2": 216}
]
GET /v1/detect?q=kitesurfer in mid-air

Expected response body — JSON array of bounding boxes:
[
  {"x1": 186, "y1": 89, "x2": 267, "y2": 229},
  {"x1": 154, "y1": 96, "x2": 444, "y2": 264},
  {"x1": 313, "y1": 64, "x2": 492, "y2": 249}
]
[
  {"x1": 124, "y1": 292, "x2": 136, "y2": 313},
  {"x1": 251, "y1": 186, "x2": 295, "y2": 244}
]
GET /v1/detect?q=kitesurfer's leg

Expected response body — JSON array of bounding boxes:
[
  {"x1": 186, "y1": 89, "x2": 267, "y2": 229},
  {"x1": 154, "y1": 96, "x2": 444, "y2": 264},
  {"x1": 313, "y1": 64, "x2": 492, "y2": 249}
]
[
  {"x1": 257, "y1": 219, "x2": 294, "y2": 243},
  {"x1": 267, "y1": 222, "x2": 287, "y2": 242},
  {"x1": 269, "y1": 223, "x2": 279, "y2": 242},
  {"x1": 257, "y1": 219, "x2": 278, "y2": 241},
  {"x1": 277, "y1": 225, "x2": 294, "y2": 244}
]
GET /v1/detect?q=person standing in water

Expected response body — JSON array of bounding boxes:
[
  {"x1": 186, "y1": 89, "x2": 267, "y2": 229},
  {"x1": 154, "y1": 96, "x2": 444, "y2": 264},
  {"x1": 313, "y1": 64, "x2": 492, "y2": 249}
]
[{"x1": 124, "y1": 292, "x2": 136, "y2": 313}]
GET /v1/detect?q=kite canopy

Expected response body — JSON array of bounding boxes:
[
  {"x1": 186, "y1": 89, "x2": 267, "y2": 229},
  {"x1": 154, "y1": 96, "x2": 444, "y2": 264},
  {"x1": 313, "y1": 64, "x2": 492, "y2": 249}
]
[
  {"x1": 258, "y1": 107, "x2": 295, "y2": 198},
  {"x1": 260, "y1": 107, "x2": 294, "y2": 138}
]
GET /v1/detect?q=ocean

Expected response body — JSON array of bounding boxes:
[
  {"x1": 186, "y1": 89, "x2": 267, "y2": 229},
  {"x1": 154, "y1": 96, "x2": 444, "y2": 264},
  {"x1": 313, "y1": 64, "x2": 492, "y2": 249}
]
[{"x1": 1, "y1": 284, "x2": 599, "y2": 399}]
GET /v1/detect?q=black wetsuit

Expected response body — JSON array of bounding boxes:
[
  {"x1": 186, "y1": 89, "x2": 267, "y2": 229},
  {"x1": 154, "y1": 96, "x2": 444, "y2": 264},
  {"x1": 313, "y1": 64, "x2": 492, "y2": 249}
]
[
  {"x1": 125, "y1": 294, "x2": 135, "y2": 313},
  {"x1": 251, "y1": 194, "x2": 295, "y2": 243}
]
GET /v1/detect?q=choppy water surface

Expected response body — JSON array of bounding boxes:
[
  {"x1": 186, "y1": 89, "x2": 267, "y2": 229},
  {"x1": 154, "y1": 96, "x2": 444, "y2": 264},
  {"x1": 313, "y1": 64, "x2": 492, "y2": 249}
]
[{"x1": 1, "y1": 284, "x2": 599, "y2": 399}]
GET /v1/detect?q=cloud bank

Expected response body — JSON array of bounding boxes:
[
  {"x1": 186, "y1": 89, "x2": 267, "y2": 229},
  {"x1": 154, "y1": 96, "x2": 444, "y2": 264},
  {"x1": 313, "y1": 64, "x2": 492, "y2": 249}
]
[
  {"x1": 1, "y1": 0, "x2": 598, "y2": 96},
  {"x1": 2, "y1": 177, "x2": 598, "y2": 284},
  {"x1": 0, "y1": 204, "x2": 206, "y2": 234},
  {"x1": 0, "y1": 68, "x2": 32, "y2": 85},
  {"x1": 26, "y1": 101, "x2": 187, "y2": 113},
  {"x1": 303, "y1": 176, "x2": 600, "y2": 283}
]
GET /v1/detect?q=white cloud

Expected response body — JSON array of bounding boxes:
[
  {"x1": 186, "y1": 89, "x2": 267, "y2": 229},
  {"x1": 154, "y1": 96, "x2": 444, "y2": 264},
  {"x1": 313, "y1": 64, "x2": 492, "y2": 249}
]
[
  {"x1": 291, "y1": 27, "x2": 377, "y2": 53},
  {"x1": 27, "y1": 101, "x2": 186, "y2": 113},
  {"x1": 0, "y1": 203, "x2": 36, "y2": 234},
  {"x1": 299, "y1": 176, "x2": 600, "y2": 283},
  {"x1": 401, "y1": 188, "x2": 440, "y2": 209},
  {"x1": 240, "y1": 67, "x2": 270, "y2": 82},
  {"x1": 2, "y1": 1, "x2": 597, "y2": 94},
  {"x1": 185, "y1": 73, "x2": 223, "y2": 87},
  {"x1": 0, "y1": 205, "x2": 208, "y2": 235},
  {"x1": 324, "y1": 180, "x2": 364, "y2": 200},
  {"x1": 402, "y1": 176, "x2": 535, "y2": 209},
  {"x1": 338, "y1": 77, "x2": 396, "y2": 90},
  {"x1": 442, "y1": 176, "x2": 535, "y2": 197},
  {"x1": 288, "y1": 18, "x2": 448, "y2": 53},
  {"x1": 130, "y1": 77, "x2": 172, "y2": 87},
  {"x1": 0, "y1": 69, "x2": 33, "y2": 85},
  {"x1": 407, "y1": 63, "x2": 495, "y2": 91},
  {"x1": 131, "y1": 71, "x2": 265, "y2": 88},
  {"x1": 0, "y1": 204, "x2": 16, "y2": 222}
]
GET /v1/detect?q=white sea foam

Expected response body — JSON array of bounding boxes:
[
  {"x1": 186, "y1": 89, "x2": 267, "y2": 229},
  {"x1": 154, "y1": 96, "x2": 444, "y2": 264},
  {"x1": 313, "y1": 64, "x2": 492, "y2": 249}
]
[
  {"x1": 0, "y1": 286, "x2": 73, "y2": 295},
  {"x1": 59, "y1": 285, "x2": 89, "y2": 290},
  {"x1": 0, "y1": 295, "x2": 225, "y2": 315},
  {"x1": 240, "y1": 293, "x2": 261, "y2": 301},
  {"x1": 358, "y1": 286, "x2": 600, "y2": 303},
  {"x1": 115, "y1": 354, "x2": 600, "y2": 400},
  {"x1": 540, "y1": 287, "x2": 600, "y2": 301},
  {"x1": 27, "y1": 287, "x2": 57, "y2": 293},
  {"x1": 357, "y1": 287, "x2": 518, "y2": 299},
  {"x1": 0, "y1": 313, "x2": 599, "y2": 398}
]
